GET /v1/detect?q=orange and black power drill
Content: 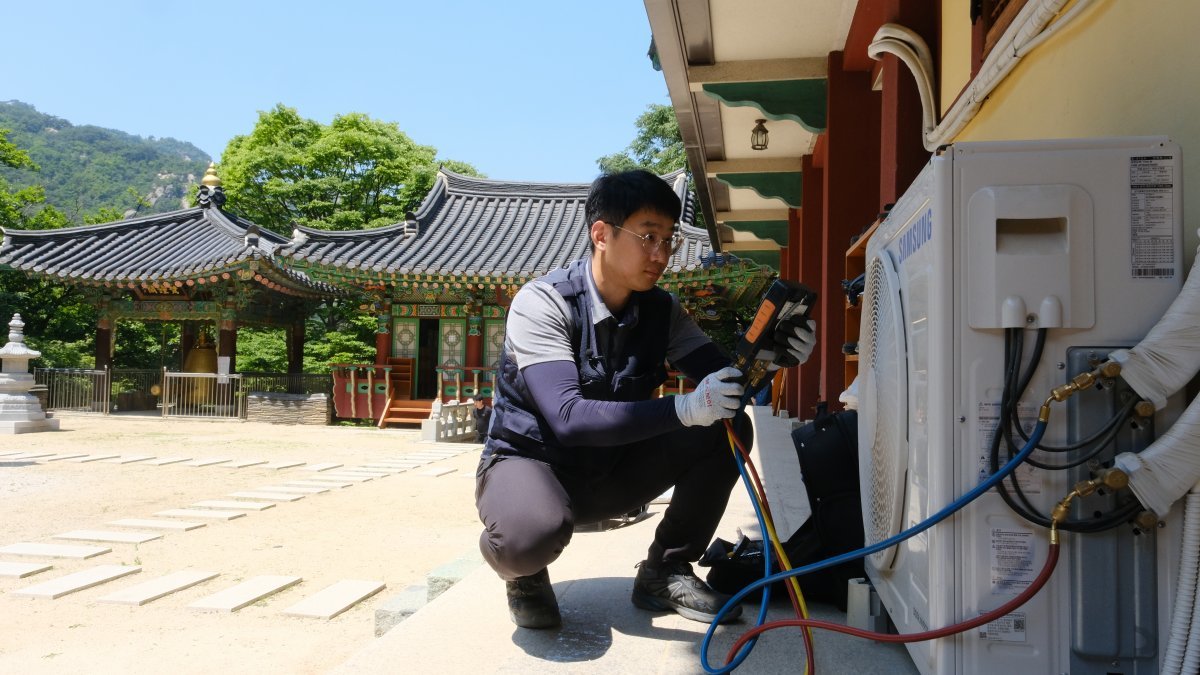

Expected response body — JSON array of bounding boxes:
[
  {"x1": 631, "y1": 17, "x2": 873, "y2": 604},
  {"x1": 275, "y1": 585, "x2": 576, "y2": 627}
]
[{"x1": 731, "y1": 279, "x2": 817, "y2": 407}]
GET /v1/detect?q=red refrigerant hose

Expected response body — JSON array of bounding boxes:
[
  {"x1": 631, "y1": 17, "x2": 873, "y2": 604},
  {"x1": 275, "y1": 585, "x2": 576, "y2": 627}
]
[{"x1": 725, "y1": 541, "x2": 1060, "y2": 663}]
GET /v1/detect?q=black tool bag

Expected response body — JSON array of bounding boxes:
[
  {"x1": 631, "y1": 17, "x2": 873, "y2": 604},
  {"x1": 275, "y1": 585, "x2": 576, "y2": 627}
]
[{"x1": 701, "y1": 403, "x2": 865, "y2": 611}]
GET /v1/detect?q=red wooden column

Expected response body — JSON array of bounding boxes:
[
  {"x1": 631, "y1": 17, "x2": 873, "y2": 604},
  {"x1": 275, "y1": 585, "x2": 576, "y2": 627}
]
[
  {"x1": 287, "y1": 320, "x2": 305, "y2": 374},
  {"x1": 374, "y1": 304, "x2": 392, "y2": 366},
  {"x1": 821, "y1": 51, "x2": 880, "y2": 404},
  {"x1": 94, "y1": 318, "x2": 113, "y2": 371},
  {"x1": 180, "y1": 321, "x2": 196, "y2": 370},
  {"x1": 796, "y1": 154, "x2": 825, "y2": 418},
  {"x1": 466, "y1": 316, "x2": 483, "y2": 368},
  {"x1": 218, "y1": 319, "x2": 237, "y2": 373}
]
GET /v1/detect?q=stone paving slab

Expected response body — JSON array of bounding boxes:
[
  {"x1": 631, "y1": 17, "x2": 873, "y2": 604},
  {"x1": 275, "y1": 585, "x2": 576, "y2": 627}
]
[
  {"x1": 229, "y1": 491, "x2": 305, "y2": 502},
  {"x1": 0, "y1": 542, "x2": 111, "y2": 559},
  {"x1": 337, "y1": 468, "x2": 393, "y2": 475},
  {"x1": 285, "y1": 481, "x2": 352, "y2": 489},
  {"x1": 183, "y1": 458, "x2": 231, "y2": 467},
  {"x1": 260, "y1": 460, "x2": 305, "y2": 470},
  {"x1": 261, "y1": 485, "x2": 330, "y2": 494},
  {"x1": 0, "y1": 450, "x2": 24, "y2": 457},
  {"x1": 144, "y1": 457, "x2": 191, "y2": 466},
  {"x1": 191, "y1": 500, "x2": 275, "y2": 511},
  {"x1": 188, "y1": 575, "x2": 302, "y2": 612},
  {"x1": 53, "y1": 530, "x2": 162, "y2": 544},
  {"x1": 283, "y1": 579, "x2": 386, "y2": 619},
  {"x1": 225, "y1": 459, "x2": 267, "y2": 469},
  {"x1": 0, "y1": 561, "x2": 53, "y2": 578},
  {"x1": 361, "y1": 462, "x2": 413, "y2": 469},
  {"x1": 155, "y1": 509, "x2": 246, "y2": 521},
  {"x1": 70, "y1": 454, "x2": 119, "y2": 463},
  {"x1": 13, "y1": 565, "x2": 140, "y2": 599},
  {"x1": 42, "y1": 453, "x2": 89, "y2": 462},
  {"x1": 301, "y1": 463, "x2": 343, "y2": 472},
  {"x1": 108, "y1": 518, "x2": 206, "y2": 531},
  {"x1": 101, "y1": 455, "x2": 155, "y2": 464},
  {"x1": 310, "y1": 474, "x2": 373, "y2": 483},
  {"x1": 8, "y1": 452, "x2": 58, "y2": 460},
  {"x1": 417, "y1": 468, "x2": 456, "y2": 478},
  {"x1": 98, "y1": 569, "x2": 219, "y2": 606}
]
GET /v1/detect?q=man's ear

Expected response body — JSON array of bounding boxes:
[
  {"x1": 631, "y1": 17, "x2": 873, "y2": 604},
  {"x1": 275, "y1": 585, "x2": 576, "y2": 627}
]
[{"x1": 590, "y1": 220, "x2": 608, "y2": 250}]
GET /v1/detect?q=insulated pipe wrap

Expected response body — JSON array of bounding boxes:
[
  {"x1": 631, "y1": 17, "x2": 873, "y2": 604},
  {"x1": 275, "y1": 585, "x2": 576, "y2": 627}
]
[
  {"x1": 1115, "y1": 392, "x2": 1200, "y2": 516},
  {"x1": 1162, "y1": 489, "x2": 1200, "y2": 675}
]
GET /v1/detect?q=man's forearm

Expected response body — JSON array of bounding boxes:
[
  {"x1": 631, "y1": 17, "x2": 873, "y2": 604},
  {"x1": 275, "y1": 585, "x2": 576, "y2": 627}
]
[{"x1": 523, "y1": 360, "x2": 681, "y2": 446}]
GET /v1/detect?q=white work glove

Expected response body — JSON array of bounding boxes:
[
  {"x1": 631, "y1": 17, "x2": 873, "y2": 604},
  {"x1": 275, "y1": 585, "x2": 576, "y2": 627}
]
[
  {"x1": 771, "y1": 317, "x2": 816, "y2": 368},
  {"x1": 674, "y1": 366, "x2": 744, "y2": 427}
]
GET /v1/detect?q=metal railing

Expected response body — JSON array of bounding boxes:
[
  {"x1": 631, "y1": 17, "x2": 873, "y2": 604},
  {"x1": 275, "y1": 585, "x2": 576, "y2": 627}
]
[
  {"x1": 34, "y1": 367, "x2": 110, "y2": 414},
  {"x1": 161, "y1": 370, "x2": 246, "y2": 420},
  {"x1": 111, "y1": 368, "x2": 162, "y2": 412},
  {"x1": 240, "y1": 372, "x2": 331, "y2": 395}
]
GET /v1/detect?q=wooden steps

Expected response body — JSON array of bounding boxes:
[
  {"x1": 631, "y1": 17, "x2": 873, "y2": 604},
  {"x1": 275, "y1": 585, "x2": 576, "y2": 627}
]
[{"x1": 380, "y1": 399, "x2": 434, "y2": 427}]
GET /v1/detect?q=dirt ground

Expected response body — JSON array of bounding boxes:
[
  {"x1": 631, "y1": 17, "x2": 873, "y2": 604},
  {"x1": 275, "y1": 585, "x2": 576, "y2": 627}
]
[{"x1": 0, "y1": 413, "x2": 485, "y2": 675}]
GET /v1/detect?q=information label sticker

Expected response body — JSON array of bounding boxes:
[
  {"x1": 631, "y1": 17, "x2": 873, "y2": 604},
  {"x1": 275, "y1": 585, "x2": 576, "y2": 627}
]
[
  {"x1": 977, "y1": 401, "x2": 1039, "y2": 494},
  {"x1": 990, "y1": 528, "x2": 1036, "y2": 594},
  {"x1": 978, "y1": 611, "x2": 1027, "y2": 643},
  {"x1": 1129, "y1": 155, "x2": 1176, "y2": 279}
]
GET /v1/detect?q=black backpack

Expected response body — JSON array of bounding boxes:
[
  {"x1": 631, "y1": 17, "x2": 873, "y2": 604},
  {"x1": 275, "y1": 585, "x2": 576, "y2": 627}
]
[{"x1": 701, "y1": 403, "x2": 865, "y2": 610}]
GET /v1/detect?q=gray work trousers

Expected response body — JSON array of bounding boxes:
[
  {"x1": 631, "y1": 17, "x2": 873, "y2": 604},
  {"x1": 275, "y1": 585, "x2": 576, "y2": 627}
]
[{"x1": 475, "y1": 416, "x2": 748, "y2": 581}]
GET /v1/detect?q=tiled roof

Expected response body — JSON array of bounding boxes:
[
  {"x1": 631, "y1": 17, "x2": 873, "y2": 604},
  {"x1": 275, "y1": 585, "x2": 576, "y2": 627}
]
[
  {"x1": 0, "y1": 205, "x2": 337, "y2": 296},
  {"x1": 279, "y1": 169, "x2": 715, "y2": 280}
]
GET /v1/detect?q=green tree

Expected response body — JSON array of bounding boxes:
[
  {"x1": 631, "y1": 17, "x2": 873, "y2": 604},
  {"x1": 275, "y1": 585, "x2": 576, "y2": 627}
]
[
  {"x1": 597, "y1": 104, "x2": 687, "y2": 175},
  {"x1": 0, "y1": 127, "x2": 69, "y2": 230},
  {"x1": 219, "y1": 105, "x2": 481, "y2": 235}
]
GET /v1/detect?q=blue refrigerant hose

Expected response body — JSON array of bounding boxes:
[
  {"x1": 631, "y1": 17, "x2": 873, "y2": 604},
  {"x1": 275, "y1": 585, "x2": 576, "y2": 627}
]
[{"x1": 700, "y1": 419, "x2": 1049, "y2": 674}]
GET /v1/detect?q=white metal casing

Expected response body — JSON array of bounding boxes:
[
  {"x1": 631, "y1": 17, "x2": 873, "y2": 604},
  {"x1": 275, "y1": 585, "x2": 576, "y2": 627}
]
[{"x1": 858, "y1": 137, "x2": 1185, "y2": 675}]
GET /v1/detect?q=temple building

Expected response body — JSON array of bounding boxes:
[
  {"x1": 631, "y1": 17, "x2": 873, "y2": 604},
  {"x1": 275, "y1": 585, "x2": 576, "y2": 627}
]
[{"x1": 0, "y1": 165, "x2": 774, "y2": 424}]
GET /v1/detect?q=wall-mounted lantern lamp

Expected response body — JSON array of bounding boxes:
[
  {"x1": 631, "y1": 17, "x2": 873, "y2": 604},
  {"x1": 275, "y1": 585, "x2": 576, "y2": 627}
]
[{"x1": 750, "y1": 119, "x2": 769, "y2": 151}]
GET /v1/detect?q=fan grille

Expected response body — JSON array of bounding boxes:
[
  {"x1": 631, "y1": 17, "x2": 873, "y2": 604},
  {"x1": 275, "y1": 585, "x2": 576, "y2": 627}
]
[{"x1": 861, "y1": 253, "x2": 908, "y2": 570}]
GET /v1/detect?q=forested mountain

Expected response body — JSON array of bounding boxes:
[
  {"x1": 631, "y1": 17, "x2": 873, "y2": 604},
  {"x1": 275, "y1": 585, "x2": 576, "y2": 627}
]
[{"x1": 0, "y1": 100, "x2": 211, "y2": 224}]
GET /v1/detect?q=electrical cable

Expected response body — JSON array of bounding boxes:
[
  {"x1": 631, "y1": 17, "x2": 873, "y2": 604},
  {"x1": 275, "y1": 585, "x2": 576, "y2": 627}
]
[
  {"x1": 699, "y1": 418, "x2": 1048, "y2": 673},
  {"x1": 991, "y1": 328, "x2": 1141, "y2": 532},
  {"x1": 723, "y1": 539, "x2": 1061, "y2": 661}
]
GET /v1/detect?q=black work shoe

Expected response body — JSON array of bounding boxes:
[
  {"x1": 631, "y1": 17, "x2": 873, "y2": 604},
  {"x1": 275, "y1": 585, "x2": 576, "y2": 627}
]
[
  {"x1": 506, "y1": 568, "x2": 561, "y2": 629},
  {"x1": 631, "y1": 560, "x2": 743, "y2": 623}
]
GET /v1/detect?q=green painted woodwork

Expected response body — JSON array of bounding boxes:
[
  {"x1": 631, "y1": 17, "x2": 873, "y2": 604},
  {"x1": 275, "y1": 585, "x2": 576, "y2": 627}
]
[
  {"x1": 714, "y1": 172, "x2": 802, "y2": 208},
  {"x1": 720, "y1": 219, "x2": 790, "y2": 247},
  {"x1": 106, "y1": 300, "x2": 222, "y2": 321},
  {"x1": 701, "y1": 79, "x2": 827, "y2": 133}
]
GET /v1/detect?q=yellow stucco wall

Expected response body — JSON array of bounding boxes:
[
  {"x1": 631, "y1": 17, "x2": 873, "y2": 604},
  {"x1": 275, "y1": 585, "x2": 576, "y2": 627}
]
[
  {"x1": 939, "y1": 0, "x2": 971, "y2": 117},
  {"x1": 949, "y1": 0, "x2": 1200, "y2": 262}
]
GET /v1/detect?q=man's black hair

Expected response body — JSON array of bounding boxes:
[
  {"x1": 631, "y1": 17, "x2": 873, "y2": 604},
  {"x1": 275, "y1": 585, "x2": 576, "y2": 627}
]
[{"x1": 585, "y1": 170, "x2": 682, "y2": 235}]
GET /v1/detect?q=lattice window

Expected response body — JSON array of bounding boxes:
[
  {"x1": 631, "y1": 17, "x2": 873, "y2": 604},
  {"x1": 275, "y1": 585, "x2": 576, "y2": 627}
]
[
  {"x1": 485, "y1": 320, "x2": 506, "y2": 370},
  {"x1": 440, "y1": 320, "x2": 466, "y2": 368},
  {"x1": 392, "y1": 319, "x2": 418, "y2": 358}
]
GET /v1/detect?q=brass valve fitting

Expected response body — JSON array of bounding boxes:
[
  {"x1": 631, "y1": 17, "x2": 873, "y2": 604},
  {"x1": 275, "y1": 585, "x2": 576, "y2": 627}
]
[
  {"x1": 1135, "y1": 511, "x2": 1161, "y2": 531},
  {"x1": 1135, "y1": 400, "x2": 1156, "y2": 418}
]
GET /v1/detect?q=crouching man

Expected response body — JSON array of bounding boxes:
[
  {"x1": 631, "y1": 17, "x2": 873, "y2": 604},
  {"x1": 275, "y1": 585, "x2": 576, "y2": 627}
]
[{"x1": 475, "y1": 170, "x2": 815, "y2": 629}]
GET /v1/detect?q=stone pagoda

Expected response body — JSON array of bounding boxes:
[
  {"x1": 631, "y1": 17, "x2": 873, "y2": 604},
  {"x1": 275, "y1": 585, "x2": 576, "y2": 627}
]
[{"x1": 0, "y1": 314, "x2": 60, "y2": 433}]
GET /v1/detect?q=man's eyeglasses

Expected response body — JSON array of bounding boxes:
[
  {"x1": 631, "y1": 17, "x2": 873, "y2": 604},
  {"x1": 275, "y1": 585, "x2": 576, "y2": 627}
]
[{"x1": 607, "y1": 223, "x2": 684, "y2": 255}]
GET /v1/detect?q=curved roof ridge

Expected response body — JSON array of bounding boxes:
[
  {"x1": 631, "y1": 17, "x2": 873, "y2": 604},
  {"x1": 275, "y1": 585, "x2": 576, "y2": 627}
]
[{"x1": 439, "y1": 168, "x2": 592, "y2": 199}]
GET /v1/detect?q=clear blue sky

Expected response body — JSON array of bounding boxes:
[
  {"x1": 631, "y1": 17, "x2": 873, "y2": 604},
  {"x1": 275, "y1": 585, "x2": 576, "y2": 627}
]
[{"x1": 5, "y1": 1, "x2": 671, "y2": 183}]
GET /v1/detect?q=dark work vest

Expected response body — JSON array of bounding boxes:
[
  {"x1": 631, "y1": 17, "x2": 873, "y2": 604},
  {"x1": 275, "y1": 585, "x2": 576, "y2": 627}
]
[{"x1": 487, "y1": 259, "x2": 671, "y2": 467}]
